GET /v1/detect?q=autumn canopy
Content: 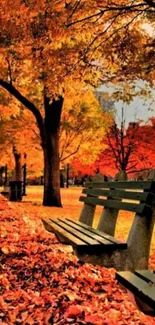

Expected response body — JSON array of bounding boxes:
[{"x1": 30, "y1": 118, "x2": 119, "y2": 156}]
[{"x1": 0, "y1": 0, "x2": 155, "y2": 206}]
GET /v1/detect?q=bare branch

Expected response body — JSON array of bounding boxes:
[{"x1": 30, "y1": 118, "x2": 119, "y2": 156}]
[
  {"x1": 144, "y1": 0, "x2": 155, "y2": 9},
  {"x1": 67, "y1": 0, "x2": 83, "y2": 20},
  {"x1": 66, "y1": 3, "x2": 151, "y2": 27},
  {"x1": 60, "y1": 142, "x2": 82, "y2": 162}
]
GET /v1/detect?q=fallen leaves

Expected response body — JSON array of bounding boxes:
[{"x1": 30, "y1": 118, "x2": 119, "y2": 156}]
[
  {"x1": 1, "y1": 246, "x2": 9, "y2": 255},
  {"x1": 0, "y1": 195, "x2": 155, "y2": 324}
]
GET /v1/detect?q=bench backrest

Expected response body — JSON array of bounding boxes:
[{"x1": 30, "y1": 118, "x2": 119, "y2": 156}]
[
  {"x1": 79, "y1": 181, "x2": 155, "y2": 216},
  {"x1": 79, "y1": 180, "x2": 155, "y2": 270}
]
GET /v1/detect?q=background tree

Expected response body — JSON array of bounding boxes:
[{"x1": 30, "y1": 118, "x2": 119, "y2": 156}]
[
  {"x1": 0, "y1": 95, "x2": 43, "y2": 181},
  {"x1": 0, "y1": 89, "x2": 112, "y2": 184},
  {"x1": 60, "y1": 88, "x2": 112, "y2": 165},
  {"x1": 96, "y1": 117, "x2": 155, "y2": 179}
]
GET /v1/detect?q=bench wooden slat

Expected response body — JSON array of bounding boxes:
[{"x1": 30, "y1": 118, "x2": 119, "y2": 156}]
[
  {"x1": 51, "y1": 219, "x2": 101, "y2": 246},
  {"x1": 86, "y1": 181, "x2": 155, "y2": 190},
  {"x1": 82, "y1": 188, "x2": 153, "y2": 203},
  {"x1": 116, "y1": 271, "x2": 155, "y2": 310},
  {"x1": 42, "y1": 219, "x2": 87, "y2": 246},
  {"x1": 79, "y1": 196, "x2": 152, "y2": 216},
  {"x1": 44, "y1": 218, "x2": 121, "y2": 254},
  {"x1": 65, "y1": 218, "x2": 127, "y2": 249},
  {"x1": 135, "y1": 270, "x2": 155, "y2": 284},
  {"x1": 57, "y1": 218, "x2": 115, "y2": 247}
]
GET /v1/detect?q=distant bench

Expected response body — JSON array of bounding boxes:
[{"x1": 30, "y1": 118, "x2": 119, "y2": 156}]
[{"x1": 42, "y1": 180, "x2": 155, "y2": 271}]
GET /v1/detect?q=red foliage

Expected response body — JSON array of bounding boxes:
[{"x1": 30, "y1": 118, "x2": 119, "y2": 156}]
[
  {"x1": 0, "y1": 195, "x2": 155, "y2": 324},
  {"x1": 71, "y1": 118, "x2": 155, "y2": 178},
  {"x1": 97, "y1": 118, "x2": 155, "y2": 177}
]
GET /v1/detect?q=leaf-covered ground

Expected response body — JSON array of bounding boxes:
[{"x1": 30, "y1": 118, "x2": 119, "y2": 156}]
[{"x1": 0, "y1": 190, "x2": 155, "y2": 324}]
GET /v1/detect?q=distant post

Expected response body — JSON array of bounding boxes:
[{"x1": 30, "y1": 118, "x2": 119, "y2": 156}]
[
  {"x1": 66, "y1": 163, "x2": 70, "y2": 188},
  {"x1": 22, "y1": 153, "x2": 27, "y2": 196},
  {"x1": 4, "y1": 164, "x2": 8, "y2": 185},
  {"x1": 0, "y1": 167, "x2": 2, "y2": 186},
  {"x1": 60, "y1": 168, "x2": 65, "y2": 188}
]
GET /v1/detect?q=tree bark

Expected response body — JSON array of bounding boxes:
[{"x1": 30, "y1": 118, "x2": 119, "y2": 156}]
[
  {"x1": 43, "y1": 135, "x2": 62, "y2": 206},
  {"x1": 43, "y1": 95, "x2": 64, "y2": 207},
  {"x1": 13, "y1": 146, "x2": 22, "y2": 181}
]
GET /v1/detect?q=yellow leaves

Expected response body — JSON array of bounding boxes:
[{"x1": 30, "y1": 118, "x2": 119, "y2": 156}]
[
  {"x1": 0, "y1": 0, "x2": 153, "y2": 95},
  {"x1": 1, "y1": 246, "x2": 9, "y2": 254},
  {"x1": 1, "y1": 244, "x2": 17, "y2": 256},
  {"x1": 0, "y1": 0, "x2": 105, "y2": 96},
  {"x1": 59, "y1": 87, "x2": 112, "y2": 165}
]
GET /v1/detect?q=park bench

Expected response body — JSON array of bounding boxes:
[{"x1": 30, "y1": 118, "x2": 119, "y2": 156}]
[
  {"x1": 42, "y1": 180, "x2": 155, "y2": 271},
  {"x1": 116, "y1": 270, "x2": 155, "y2": 313}
]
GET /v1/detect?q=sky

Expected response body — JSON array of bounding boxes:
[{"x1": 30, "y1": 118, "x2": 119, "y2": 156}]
[
  {"x1": 95, "y1": 22, "x2": 155, "y2": 127},
  {"x1": 97, "y1": 84, "x2": 155, "y2": 128},
  {"x1": 115, "y1": 97, "x2": 155, "y2": 127}
]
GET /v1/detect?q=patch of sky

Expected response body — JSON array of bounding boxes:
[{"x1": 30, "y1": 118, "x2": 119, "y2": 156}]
[{"x1": 96, "y1": 81, "x2": 155, "y2": 128}]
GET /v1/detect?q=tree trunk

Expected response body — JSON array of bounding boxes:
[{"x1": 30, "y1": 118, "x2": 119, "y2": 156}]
[
  {"x1": 43, "y1": 137, "x2": 62, "y2": 206},
  {"x1": 0, "y1": 168, "x2": 2, "y2": 186},
  {"x1": 66, "y1": 163, "x2": 70, "y2": 188},
  {"x1": 4, "y1": 165, "x2": 8, "y2": 185},
  {"x1": 60, "y1": 170, "x2": 65, "y2": 188},
  {"x1": 22, "y1": 163, "x2": 27, "y2": 196},
  {"x1": 43, "y1": 96, "x2": 63, "y2": 207},
  {"x1": 114, "y1": 170, "x2": 128, "y2": 181},
  {"x1": 13, "y1": 147, "x2": 22, "y2": 181}
]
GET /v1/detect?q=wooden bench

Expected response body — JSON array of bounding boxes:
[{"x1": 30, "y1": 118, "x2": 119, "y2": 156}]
[
  {"x1": 116, "y1": 270, "x2": 155, "y2": 313},
  {"x1": 42, "y1": 180, "x2": 155, "y2": 270},
  {"x1": 43, "y1": 217, "x2": 127, "y2": 269}
]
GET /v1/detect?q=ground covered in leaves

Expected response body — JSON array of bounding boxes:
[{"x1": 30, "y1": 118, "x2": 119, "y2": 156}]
[{"x1": 0, "y1": 193, "x2": 155, "y2": 324}]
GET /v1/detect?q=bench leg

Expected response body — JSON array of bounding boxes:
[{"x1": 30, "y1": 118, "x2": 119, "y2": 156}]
[
  {"x1": 79, "y1": 203, "x2": 96, "y2": 226},
  {"x1": 73, "y1": 248, "x2": 128, "y2": 271},
  {"x1": 126, "y1": 210, "x2": 155, "y2": 271},
  {"x1": 97, "y1": 208, "x2": 119, "y2": 236}
]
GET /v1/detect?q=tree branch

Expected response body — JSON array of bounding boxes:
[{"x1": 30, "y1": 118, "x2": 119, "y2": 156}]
[
  {"x1": 60, "y1": 142, "x2": 81, "y2": 162},
  {"x1": 144, "y1": 0, "x2": 155, "y2": 9},
  {"x1": 0, "y1": 79, "x2": 45, "y2": 146},
  {"x1": 5, "y1": 57, "x2": 13, "y2": 85},
  {"x1": 66, "y1": 3, "x2": 151, "y2": 27}
]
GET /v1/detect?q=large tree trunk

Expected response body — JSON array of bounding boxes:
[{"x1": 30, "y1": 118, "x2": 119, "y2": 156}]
[
  {"x1": 43, "y1": 95, "x2": 63, "y2": 207},
  {"x1": 43, "y1": 134, "x2": 62, "y2": 206}
]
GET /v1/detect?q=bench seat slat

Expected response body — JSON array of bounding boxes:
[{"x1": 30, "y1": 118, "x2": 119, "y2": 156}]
[
  {"x1": 51, "y1": 219, "x2": 101, "y2": 245},
  {"x1": 42, "y1": 219, "x2": 87, "y2": 246},
  {"x1": 43, "y1": 218, "x2": 123, "y2": 254},
  {"x1": 57, "y1": 218, "x2": 114, "y2": 246},
  {"x1": 65, "y1": 218, "x2": 127, "y2": 248},
  {"x1": 79, "y1": 196, "x2": 152, "y2": 216},
  {"x1": 135, "y1": 270, "x2": 155, "y2": 284},
  {"x1": 116, "y1": 271, "x2": 155, "y2": 310},
  {"x1": 86, "y1": 181, "x2": 155, "y2": 190},
  {"x1": 82, "y1": 188, "x2": 153, "y2": 203}
]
